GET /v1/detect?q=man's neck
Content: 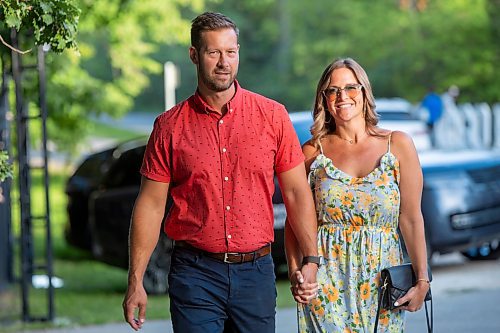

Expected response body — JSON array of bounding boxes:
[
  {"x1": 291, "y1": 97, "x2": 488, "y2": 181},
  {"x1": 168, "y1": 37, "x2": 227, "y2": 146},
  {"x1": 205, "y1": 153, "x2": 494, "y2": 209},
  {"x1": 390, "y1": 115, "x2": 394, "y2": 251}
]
[{"x1": 197, "y1": 83, "x2": 236, "y2": 115}]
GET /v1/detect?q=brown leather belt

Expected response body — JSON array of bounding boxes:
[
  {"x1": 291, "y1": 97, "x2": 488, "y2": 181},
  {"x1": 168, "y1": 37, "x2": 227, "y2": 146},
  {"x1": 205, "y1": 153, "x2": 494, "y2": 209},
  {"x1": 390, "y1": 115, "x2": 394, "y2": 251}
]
[{"x1": 175, "y1": 241, "x2": 271, "y2": 264}]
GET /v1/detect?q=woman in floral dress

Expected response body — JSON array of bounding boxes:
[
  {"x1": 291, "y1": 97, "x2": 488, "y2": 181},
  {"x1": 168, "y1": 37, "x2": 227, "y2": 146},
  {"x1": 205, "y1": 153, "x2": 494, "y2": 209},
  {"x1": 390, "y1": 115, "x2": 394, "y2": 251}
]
[{"x1": 285, "y1": 58, "x2": 430, "y2": 332}]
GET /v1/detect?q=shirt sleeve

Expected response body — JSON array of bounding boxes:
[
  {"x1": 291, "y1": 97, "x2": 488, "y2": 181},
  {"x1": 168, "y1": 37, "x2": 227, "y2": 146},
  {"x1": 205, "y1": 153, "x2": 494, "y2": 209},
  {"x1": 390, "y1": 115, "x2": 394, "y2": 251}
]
[
  {"x1": 140, "y1": 116, "x2": 171, "y2": 182},
  {"x1": 274, "y1": 105, "x2": 304, "y2": 174}
]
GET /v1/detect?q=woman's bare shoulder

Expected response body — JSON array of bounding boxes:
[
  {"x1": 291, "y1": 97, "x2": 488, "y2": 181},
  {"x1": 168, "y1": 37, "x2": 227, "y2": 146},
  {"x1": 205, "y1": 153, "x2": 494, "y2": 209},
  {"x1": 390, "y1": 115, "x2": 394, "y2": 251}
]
[
  {"x1": 390, "y1": 130, "x2": 415, "y2": 148},
  {"x1": 387, "y1": 130, "x2": 419, "y2": 163}
]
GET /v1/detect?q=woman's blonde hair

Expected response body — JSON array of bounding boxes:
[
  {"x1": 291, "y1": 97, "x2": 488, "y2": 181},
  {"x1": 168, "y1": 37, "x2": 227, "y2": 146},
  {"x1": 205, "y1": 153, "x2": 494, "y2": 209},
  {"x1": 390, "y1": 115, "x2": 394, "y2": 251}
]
[{"x1": 310, "y1": 57, "x2": 380, "y2": 149}]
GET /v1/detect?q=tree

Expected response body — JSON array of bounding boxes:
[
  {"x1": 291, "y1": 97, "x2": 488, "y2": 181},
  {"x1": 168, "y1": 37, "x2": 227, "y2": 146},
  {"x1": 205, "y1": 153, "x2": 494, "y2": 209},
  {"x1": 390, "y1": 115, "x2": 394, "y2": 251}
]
[
  {"x1": 0, "y1": 0, "x2": 79, "y2": 186},
  {"x1": 1, "y1": 0, "x2": 209, "y2": 154},
  {"x1": 1, "y1": 0, "x2": 81, "y2": 167},
  {"x1": 0, "y1": 0, "x2": 80, "y2": 53},
  {"x1": 108, "y1": 1, "x2": 500, "y2": 116},
  {"x1": 286, "y1": 0, "x2": 499, "y2": 107}
]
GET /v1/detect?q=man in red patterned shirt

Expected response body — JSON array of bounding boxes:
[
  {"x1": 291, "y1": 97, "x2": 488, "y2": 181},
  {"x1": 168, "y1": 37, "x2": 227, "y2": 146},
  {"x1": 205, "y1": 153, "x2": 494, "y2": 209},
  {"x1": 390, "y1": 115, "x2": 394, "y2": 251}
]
[{"x1": 123, "y1": 12, "x2": 318, "y2": 333}]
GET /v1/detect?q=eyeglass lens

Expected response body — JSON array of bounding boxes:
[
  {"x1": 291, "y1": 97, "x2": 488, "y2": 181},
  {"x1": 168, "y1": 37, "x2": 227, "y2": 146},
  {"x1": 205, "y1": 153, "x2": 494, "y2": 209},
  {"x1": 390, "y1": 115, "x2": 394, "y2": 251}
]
[{"x1": 324, "y1": 85, "x2": 362, "y2": 100}]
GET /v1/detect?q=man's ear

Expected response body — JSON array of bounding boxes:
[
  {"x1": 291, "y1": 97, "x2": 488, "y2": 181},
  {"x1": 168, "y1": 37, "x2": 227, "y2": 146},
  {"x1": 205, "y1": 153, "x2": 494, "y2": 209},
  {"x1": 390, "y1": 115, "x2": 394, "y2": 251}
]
[{"x1": 189, "y1": 46, "x2": 198, "y2": 64}]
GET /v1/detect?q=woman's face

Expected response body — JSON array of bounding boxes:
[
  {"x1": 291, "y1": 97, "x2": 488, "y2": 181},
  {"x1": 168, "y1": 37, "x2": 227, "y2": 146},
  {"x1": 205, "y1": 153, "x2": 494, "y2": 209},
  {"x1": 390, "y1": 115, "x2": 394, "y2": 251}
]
[{"x1": 324, "y1": 68, "x2": 364, "y2": 125}]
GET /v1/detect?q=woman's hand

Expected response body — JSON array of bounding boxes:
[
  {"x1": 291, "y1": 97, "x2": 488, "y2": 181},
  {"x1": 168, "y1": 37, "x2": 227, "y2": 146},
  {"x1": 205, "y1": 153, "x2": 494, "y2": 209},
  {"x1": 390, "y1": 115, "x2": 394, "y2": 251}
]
[
  {"x1": 290, "y1": 269, "x2": 319, "y2": 304},
  {"x1": 394, "y1": 280, "x2": 430, "y2": 312}
]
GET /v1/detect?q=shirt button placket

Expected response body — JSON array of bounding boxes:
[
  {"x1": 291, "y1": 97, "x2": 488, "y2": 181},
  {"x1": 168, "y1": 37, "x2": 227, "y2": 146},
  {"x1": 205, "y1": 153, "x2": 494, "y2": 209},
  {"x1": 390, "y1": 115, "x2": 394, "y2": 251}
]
[{"x1": 219, "y1": 116, "x2": 232, "y2": 245}]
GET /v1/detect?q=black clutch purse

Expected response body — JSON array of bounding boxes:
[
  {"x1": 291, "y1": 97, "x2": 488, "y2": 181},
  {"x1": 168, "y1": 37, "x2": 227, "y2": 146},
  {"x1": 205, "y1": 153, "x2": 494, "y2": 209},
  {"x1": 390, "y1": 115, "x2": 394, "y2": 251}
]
[
  {"x1": 381, "y1": 263, "x2": 432, "y2": 310},
  {"x1": 374, "y1": 263, "x2": 433, "y2": 333}
]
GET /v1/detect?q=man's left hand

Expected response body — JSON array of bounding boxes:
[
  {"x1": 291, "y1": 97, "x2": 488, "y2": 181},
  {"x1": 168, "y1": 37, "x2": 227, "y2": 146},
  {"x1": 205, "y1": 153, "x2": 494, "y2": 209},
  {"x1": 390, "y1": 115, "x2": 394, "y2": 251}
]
[{"x1": 290, "y1": 264, "x2": 318, "y2": 304}]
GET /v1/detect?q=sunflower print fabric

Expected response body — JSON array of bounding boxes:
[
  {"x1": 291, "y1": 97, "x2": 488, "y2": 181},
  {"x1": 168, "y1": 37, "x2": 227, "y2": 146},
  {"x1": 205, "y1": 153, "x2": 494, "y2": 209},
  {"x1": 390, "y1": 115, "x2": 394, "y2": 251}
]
[{"x1": 298, "y1": 140, "x2": 405, "y2": 333}]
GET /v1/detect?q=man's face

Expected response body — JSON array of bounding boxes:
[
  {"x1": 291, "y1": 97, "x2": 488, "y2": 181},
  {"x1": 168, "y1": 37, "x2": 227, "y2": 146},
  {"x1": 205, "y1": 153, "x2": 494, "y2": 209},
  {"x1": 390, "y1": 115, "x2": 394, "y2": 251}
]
[{"x1": 192, "y1": 28, "x2": 239, "y2": 92}]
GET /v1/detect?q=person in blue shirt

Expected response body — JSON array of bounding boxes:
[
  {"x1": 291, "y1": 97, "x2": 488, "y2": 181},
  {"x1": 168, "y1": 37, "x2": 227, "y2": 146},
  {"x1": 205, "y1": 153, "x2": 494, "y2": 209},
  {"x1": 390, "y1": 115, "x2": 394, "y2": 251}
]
[{"x1": 421, "y1": 87, "x2": 443, "y2": 146}]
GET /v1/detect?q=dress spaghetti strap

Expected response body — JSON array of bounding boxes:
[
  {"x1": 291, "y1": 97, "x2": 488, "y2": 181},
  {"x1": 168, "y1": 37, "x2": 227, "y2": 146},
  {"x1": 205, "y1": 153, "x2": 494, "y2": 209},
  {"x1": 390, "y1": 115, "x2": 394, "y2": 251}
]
[
  {"x1": 318, "y1": 140, "x2": 325, "y2": 155},
  {"x1": 387, "y1": 132, "x2": 392, "y2": 153}
]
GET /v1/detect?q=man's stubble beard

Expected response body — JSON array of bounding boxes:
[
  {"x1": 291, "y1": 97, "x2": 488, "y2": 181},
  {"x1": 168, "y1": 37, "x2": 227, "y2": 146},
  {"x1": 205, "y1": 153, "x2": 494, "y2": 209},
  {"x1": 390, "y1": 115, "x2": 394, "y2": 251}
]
[{"x1": 199, "y1": 63, "x2": 238, "y2": 92}]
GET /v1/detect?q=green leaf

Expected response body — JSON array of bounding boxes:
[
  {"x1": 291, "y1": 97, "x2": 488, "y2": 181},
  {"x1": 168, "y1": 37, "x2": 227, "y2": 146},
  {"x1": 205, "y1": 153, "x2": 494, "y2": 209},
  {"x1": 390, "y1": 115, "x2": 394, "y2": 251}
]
[
  {"x1": 5, "y1": 13, "x2": 21, "y2": 29},
  {"x1": 40, "y1": 2, "x2": 53, "y2": 13},
  {"x1": 42, "y1": 14, "x2": 54, "y2": 25}
]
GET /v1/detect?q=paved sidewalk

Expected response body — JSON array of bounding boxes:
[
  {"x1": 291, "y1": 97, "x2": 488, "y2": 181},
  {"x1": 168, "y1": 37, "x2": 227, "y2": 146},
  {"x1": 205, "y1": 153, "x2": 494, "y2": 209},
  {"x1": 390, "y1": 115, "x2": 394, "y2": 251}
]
[
  {"x1": 20, "y1": 308, "x2": 298, "y2": 333},
  {"x1": 20, "y1": 290, "x2": 500, "y2": 333},
  {"x1": 19, "y1": 287, "x2": 500, "y2": 333},
  {"x1": 19, "y1": 253, "x2": 500, "y2": 333}
]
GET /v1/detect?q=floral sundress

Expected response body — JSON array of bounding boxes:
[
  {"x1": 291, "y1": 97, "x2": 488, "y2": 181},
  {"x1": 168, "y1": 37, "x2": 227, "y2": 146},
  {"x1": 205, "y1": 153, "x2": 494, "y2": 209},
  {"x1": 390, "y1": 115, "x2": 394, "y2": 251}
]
[{"x1": 298, "y1": 135, "x2": 405, "y2": 333}]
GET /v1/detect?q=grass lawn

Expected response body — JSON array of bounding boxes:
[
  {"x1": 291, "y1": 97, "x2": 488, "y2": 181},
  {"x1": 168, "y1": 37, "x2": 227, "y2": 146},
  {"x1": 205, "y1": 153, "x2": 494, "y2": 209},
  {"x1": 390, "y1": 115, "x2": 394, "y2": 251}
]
[
  {"x1": 0, "y1": 121, "x2": 297, "y2": 332},
  {"x1": 87, "y1": 120, "x2": 146, "y2": 142}
]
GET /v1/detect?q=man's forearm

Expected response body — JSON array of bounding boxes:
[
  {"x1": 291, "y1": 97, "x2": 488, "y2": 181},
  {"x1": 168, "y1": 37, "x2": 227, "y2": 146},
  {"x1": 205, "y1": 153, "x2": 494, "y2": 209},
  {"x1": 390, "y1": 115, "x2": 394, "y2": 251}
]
[
  {"x1": 278, "y1": 163, "x2": 318, "y2": 258},
  {"x1": 127, "y1": 202, "x2": 165, "y2": 285},
  {"x1": 283, "y1": 190, "x2": 317, "y2": 257},
  {"x1": 284, "y1": 221, "x2": 301, "y2": 278}
]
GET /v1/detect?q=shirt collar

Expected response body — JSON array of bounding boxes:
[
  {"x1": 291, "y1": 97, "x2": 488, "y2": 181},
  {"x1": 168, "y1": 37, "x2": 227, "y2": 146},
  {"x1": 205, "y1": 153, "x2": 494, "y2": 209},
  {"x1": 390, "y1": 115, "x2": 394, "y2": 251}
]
[{"x1": 192, "y1": 80, "x2": 242, "y2": 115}]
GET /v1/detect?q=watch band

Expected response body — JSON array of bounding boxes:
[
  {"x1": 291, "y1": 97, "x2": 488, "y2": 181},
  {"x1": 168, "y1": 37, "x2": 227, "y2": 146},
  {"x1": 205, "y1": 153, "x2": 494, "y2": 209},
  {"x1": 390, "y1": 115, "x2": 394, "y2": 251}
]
[{"x1": 302, "y1": 256, "x2": 323, "y2": 266}]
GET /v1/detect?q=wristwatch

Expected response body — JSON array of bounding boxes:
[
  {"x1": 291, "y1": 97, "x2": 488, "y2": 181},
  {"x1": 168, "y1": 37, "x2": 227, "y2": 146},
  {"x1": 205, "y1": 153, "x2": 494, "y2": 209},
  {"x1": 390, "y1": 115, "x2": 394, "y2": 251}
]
[{"x1": 302, "y1": 256, "x2": 324, "y2": 267}]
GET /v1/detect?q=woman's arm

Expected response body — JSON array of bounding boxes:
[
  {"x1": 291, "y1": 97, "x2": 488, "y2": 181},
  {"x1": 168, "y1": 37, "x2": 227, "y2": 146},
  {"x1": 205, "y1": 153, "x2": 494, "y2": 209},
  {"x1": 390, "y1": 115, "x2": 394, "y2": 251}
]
[
  {"x1": 284, "y1": 141, "x2": 320, "y2": 303},
  {"x1": 391, "y1": 131, "x2": 430, "y2": 311}
]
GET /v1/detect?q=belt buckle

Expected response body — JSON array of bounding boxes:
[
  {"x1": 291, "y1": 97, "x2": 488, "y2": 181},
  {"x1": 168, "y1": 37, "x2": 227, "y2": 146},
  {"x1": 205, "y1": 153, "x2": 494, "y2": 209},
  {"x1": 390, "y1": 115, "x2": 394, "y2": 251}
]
[{"x1": 223, "y1": 252, "x2": 240, "y2": 263}]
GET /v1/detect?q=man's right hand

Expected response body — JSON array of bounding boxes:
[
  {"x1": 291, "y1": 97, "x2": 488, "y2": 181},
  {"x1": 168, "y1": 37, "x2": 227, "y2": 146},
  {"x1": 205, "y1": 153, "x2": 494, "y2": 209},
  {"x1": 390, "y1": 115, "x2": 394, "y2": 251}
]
[{"x1": 123, "y1": 282, "x2": 148, "y2": 331}]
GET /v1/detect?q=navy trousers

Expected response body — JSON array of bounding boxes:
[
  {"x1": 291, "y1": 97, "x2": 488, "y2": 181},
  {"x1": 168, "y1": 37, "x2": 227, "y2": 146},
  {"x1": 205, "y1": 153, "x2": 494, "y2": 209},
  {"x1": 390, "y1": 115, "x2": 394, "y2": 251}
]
[{"x1": 168, "y1": 246, "x2": 277, "y2": 333}]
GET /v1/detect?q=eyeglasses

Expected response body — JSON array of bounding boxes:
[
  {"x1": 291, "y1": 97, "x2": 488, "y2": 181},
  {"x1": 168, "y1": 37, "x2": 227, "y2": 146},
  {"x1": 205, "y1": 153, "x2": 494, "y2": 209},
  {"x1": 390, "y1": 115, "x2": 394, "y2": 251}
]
[{"x1": 323, "y1": 84, "x2": 363, "y2": 100}]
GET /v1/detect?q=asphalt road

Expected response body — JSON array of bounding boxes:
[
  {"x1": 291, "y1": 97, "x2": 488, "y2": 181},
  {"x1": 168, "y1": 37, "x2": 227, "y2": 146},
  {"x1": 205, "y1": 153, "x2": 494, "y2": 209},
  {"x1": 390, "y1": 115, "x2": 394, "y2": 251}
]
[{"x1": 20, "y1": 252, "x2": 500, "y2": 333}]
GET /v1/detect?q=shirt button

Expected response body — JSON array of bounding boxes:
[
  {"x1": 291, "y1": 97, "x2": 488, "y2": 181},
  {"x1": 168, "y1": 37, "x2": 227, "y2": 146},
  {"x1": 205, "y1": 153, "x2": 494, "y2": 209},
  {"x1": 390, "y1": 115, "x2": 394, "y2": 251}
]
[
  {"x1": 224, "y1": 176, "x2": 229, "y2": 181},
  {"x1": 226, "y1": 205, "x2": 230, "y2": 211},
  {"x1": 227, "y1": 234, "x2": 232, "y2": 239},
  {"x1": 219, "y1": 119, "x2": 224, "y2": 124},
  {"x1": 222, "y1": 148, "x2": 227, "y2": 153},
  {"x1": 229, "y1": 108, "x2": 233, "y2": 113}
]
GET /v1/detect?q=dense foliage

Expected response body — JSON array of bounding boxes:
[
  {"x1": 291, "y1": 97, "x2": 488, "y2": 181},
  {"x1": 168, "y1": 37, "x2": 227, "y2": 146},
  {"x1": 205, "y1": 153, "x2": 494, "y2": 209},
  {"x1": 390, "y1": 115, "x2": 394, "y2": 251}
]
[
  {"x1": 138, "y1": 0, "x2": 500, "y2": 112},
  {"x1": 0, "y1": 0, "x2": 80, "y2": 52}
]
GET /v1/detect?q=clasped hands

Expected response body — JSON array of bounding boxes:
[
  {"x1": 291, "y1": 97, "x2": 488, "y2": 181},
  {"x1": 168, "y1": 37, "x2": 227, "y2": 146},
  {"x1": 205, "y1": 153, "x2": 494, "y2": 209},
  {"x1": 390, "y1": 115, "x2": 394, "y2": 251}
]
[{"x1": 289, "y1": 263, "x2": 319, "y2": 304}]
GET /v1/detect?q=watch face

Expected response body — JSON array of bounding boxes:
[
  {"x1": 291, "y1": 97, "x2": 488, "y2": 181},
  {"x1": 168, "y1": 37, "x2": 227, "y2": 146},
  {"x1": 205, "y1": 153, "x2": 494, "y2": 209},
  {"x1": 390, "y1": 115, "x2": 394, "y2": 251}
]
[
  {"x1": 303, "y1": 256, "x2": 324, "y2": 266},
  {"x1": 311, "y1": 257, "x2": 320, "y2": 264}
]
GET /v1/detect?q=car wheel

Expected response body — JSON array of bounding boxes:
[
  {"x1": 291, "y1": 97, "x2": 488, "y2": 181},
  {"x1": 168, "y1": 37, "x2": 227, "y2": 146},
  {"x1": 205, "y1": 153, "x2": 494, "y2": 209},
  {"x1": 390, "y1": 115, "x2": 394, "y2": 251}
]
[
  {"x1": 143, "y1": 233, "x2": 174, "y2": 294},
  {"x1": 462, "y1": 239, "x2": 500, "y2": 261}
]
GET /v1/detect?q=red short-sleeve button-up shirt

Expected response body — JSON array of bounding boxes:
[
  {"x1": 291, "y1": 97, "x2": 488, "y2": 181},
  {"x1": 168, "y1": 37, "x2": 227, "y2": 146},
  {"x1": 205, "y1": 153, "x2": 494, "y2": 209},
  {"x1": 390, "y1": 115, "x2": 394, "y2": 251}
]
[{"x1": 140, "y1": 81, "x2": 303, "y2": 253}]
